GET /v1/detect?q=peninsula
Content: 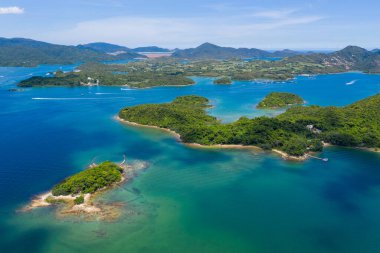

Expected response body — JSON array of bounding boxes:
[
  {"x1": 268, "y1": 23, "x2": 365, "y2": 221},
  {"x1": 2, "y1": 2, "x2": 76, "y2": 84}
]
[{"x1": 118, "y1": 94, "x2": 380, "y2": 159}]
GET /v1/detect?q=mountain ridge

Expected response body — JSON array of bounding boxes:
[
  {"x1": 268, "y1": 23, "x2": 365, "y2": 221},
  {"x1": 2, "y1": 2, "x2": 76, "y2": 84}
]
[{"x1": 0, "y1": 38, "x2": 143, "y2": 67}]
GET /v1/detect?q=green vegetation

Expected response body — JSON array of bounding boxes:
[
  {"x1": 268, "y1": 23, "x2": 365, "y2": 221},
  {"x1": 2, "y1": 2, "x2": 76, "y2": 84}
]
[
  {"x1": 18, "y1": 57, "x2": 340, "y2": 88},
  {"x1": 18, "y1": 62, "x2": 195, "y2": 88},
  {"x1": 80, "y1": 42, "x2": 132, "y2": 54},
  {"x1": 172, "y1": 42, "x2": 300, "y2": 59},
  {"x1": 257, "y1": 92, "x2": 304, "y2": 108},
  {"x1": 119, "y1": 94, "x2": 380, "y2": 157},
  {"x1": 74, "y1": 195, "x2": 85, "y2": 205},
  {"x1": 119, "y1": 95, "x2": 216, "y2": 138},
  {"x1": 52, "y1": 161, "x2": 123, "y2": 196},
  {"x1": 287, "y1": 46, "x2": 380, "y2": 73},
  {"x1": 17, "y1": 45, "x2": 380, "y2": 88},
  {"x1": 278, "y1": 94, "x2": 380, "y2": 148},
  {"x1": 45, "y1": 196, "x2": 67, "y2": 205},
  {"x1": 214, "y1": 77, "x2": 232, "y2": 85},
  {"x1": 0, "y1": 38, "x2": 142, "y2": 67}
]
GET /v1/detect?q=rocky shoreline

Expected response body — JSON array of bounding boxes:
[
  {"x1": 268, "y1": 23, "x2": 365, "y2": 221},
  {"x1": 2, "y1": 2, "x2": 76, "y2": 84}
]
[{"x1": 22, "y1": 160, "x2": 149, "y2": 221}]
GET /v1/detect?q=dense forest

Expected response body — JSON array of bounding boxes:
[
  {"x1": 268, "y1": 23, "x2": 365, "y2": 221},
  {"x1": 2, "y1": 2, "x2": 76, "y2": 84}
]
[
  {"x1": 52, "y1": 161, "x2": 123, "y2": 196},
  {"x1": 0, "y1": 38, "x2": 143, "y2": 67},
  {"x1": 119, "y1": 94, "x2": 380, "y2": 157},
  {"x1": 213, "y1": 77, "x2": 232, "y2": 84},
  {"x1": 257, "y1": 92, "x2": 304, "y2": 108},
  {"x1": 18, "y1": 62, "x2": 195, "y2": 88}
]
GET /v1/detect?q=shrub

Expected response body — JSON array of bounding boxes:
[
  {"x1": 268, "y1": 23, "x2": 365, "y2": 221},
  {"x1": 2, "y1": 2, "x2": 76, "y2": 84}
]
[{"x1": 74, "y1": 195, "x2": 84, "y2": 205}]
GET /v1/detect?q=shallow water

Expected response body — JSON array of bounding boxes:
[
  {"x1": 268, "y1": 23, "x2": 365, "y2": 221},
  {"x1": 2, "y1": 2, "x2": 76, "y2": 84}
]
[{"x1": 0, "y1": 66, "x2": 380, "y2": 253}]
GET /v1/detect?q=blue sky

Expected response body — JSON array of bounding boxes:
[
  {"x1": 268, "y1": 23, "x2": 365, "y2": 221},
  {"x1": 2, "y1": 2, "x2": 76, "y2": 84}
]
[{"x1": 0, "y1": 0, "x2": 379, "y2": 49}]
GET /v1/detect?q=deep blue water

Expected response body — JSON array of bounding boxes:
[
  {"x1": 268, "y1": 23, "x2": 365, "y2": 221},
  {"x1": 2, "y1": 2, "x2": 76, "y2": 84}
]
[{"x1": 0, "y1": 66, "x2": 380, "y2": 253}]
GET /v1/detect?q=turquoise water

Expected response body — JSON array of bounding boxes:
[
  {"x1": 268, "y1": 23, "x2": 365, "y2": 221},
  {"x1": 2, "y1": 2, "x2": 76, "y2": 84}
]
[{"x1": 1, "y1": 66, "x2": 380, "y2": 252}]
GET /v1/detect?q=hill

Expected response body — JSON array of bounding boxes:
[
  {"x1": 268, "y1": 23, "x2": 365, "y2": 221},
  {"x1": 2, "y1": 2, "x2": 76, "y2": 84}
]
[
  {"x1": 79, "y1": 42, "x2": 144, "y2": 58},
  {"x1": 0, "y1": 38, "x2": 141, "y2": 67},
  {"x1": 171, "y1": 43, "x2": 307, "y2": 59},
  {"x1": 79, "y1": 42, "x2": 131, "y2": 53},
  {"x1": 172, "y1": 43, "x2": 270, "y2": 59},
  {"x1": 119, "y1": 94, "x2": 380, "y2": 157},
  {"x1": 257, "y1": 92, "x2": 304, "y2": 109},
  {"x1": 279, "y1": 93, "x2": 380, "y2": 147},
  {"x1": 286, "y1": 46, "x2": 380, "y2": 73},
  {"x1": 132, "y1": 46, "x2": 171, "y2": 52}
]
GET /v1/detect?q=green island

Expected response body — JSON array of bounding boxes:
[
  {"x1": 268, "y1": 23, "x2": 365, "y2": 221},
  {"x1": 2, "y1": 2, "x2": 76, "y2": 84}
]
[
  {"x1": 257, "y1": 92, "x2": 304, "y2": 109},
  {"x1": 51, "y1": 161, "x2": 123, "y2": 196},
  {"x1": 24, "y1": 160, "x2": 148, "y2": 220},
  {"x1": 118, "y1": 94, "x2": 380, "y2": 159},
  {"x1": 213, "y1": 77, "x2": 232, "y2": 85}
]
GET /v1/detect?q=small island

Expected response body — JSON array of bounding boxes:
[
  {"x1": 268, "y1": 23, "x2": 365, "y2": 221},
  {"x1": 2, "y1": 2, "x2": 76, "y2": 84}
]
[
  {"x1": 23, "y1": 160, "x2": 148, "y2": 220},
  {"x1": 118, "y1": 94, "x2": 380, "y2": 160},
  {"x1": 257, "y1": 92, "x2": 304, "y2": 109},
  {"x1": 213, "y1": 77, "x2": 232, "y2": 85}
]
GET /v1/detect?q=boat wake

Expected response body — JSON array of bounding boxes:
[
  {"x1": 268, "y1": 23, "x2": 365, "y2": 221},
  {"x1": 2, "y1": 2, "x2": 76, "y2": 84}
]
[
  {"x1": 32, "y1": 97, "x2": 134, "y2": 100},
  {"x1": 346, "y1": 80, "x2": 358, "y2": 85}
]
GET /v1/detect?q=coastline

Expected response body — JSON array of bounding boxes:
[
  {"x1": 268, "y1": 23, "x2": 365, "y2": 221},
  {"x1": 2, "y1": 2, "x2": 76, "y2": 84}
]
[
  {"x1": 115, "y1": 116, "x2": 182, "y2": 140},
  {"x1": 115, "y1": 116, "x2": 308, "y2": 161},
  {"x1": 322, "y1": 142, "x2": 380, "y2": 154},
  {"x1": 362, "y1": 147, "x2": 380, "y2": 153}
]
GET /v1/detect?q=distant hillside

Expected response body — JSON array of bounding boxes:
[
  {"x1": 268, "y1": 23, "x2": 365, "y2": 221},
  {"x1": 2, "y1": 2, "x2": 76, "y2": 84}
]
[
  {"x1": 271, "y1": 49, "x2": 305, "y2": 57},
  {"x1": 172, "y1": 43, "x2": 268, "y2": 59},
  {"x1": 286, "y1": 46, "x2": 380, "y2": 73},
  {"x1": 171, "y1": 43, "x2": 307, "y2": 59},
  {"x1": 80, "y1": 42, "x2": 131, "y2": 53},
  {"x1": 0, "y1": 38, "x2": 141, "y2": 67},
  {"x1": 80, "y1": 42, "x2": 144, "y2": 58},
  {"x1": 132, "y1": 46, "x2": 171, "y2": 52}
]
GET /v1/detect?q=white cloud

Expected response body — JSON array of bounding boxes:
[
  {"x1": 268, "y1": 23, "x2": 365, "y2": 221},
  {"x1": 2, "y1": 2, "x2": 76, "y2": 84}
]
[
  {"x1": 0, "y1": 6, "x2": 24, "y2": 15},
  {"x1": 253, "y1": 9, "x2": 298, "y2": 19},
  {"x1": 39, "y1": 9, "x2": 324, "y2": 49}
]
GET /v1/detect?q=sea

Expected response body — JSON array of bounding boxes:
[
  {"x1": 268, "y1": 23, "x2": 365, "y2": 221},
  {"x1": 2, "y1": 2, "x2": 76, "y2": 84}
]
[{"x1": 0, "y1": 65, "x2": 380, "y2": 253}]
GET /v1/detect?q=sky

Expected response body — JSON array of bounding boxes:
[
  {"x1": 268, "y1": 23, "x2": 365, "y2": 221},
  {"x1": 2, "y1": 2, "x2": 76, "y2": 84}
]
[{"x1": 0, "y1": 0, "x2": 379, "y2": 50}]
